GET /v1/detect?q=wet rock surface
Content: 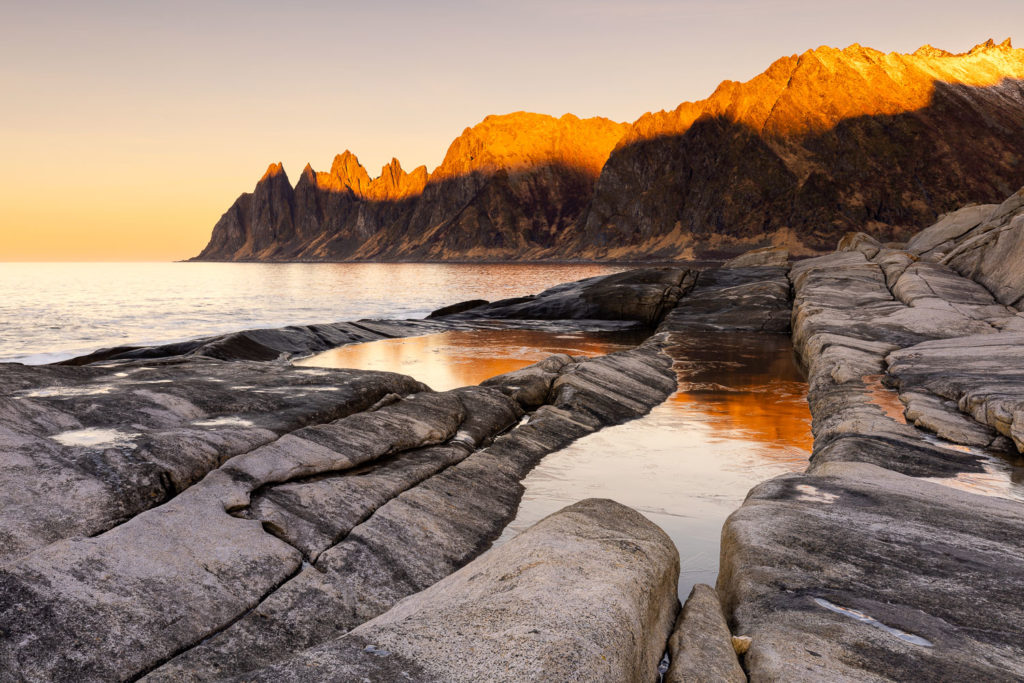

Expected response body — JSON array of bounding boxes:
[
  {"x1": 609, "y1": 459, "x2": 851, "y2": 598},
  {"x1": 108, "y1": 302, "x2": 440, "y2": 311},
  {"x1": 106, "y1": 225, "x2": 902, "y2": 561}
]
[{"x1": 0, "y1": 294, "x2": 678, "y2": 683}]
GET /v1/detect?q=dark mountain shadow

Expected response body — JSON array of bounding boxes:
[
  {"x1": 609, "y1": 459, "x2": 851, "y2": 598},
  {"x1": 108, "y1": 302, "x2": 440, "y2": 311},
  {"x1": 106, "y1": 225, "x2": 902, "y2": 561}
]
[
  {"x1": 577, "y1": 78, "x2": 1024, "y2": 259},
  {"x1": 194, "y1": 79, "x2": 1024, "y2": 263}
]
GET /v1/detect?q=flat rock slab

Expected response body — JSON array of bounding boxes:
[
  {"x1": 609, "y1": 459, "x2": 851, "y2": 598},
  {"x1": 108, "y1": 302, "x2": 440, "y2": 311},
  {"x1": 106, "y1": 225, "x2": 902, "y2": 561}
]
[
  {"x1": 719, "y1": 461, "x2": 1024, "y2": 681},
  {"x1": 448, "y1": 268, "x2": 693, "y2": 326},
  {"x1": 887, "y1": 333, "x2": 1024, "y2": 452},
  {"x1": 0, "y1": 358, "x2": 426, "y2": 564},
  {"x1": 658, "y1": 266, "x2": 792, "y2": 334},
  {"x1": 233, "y1": 499, "x2": 680, "y2": 683},
  {"x1": 0, "y1": 389, "x2": 475, "y2": 682},
  {"x1": 60, "y1": 318, "x2": 458, "y2": 365}
]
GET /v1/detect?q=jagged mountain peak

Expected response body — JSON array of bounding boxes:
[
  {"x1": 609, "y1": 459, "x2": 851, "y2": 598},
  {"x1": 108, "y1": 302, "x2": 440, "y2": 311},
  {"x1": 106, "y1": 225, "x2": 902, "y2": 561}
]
[
  {"x1": 259, "y1": 162, "x2": 287, "y2": 183},
  {"x1": 198, "y1": 38, "x2": 1024, "y2": 264}
]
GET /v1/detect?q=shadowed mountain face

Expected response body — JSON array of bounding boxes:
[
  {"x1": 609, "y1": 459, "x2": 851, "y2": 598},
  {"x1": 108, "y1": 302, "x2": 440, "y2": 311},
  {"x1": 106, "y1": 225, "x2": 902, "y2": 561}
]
[{"x1": 195, "y1": 39, "x2": 1024, "y2": 262}]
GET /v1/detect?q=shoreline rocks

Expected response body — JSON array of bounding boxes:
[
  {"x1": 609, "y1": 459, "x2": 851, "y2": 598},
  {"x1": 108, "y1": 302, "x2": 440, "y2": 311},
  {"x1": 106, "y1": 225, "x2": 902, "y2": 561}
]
[
  {"x1": 230, "y1": 499, "x2": 680, "y2": 683},
  {"x1": 719, "y1": 185, "x2": 1024, "y2": 680}
]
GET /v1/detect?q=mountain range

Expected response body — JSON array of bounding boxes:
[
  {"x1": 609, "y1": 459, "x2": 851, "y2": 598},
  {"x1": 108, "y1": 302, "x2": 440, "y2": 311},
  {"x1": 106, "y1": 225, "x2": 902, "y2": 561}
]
[{"x1": 195, "y1": 39, "x2": 1024, "y2": 262}]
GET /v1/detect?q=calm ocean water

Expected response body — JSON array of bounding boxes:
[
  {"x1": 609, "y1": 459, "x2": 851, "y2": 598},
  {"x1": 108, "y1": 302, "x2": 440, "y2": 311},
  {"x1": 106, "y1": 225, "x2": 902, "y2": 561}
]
[{"x1": 0, "y1": 262, "x2": 628, "y2": 364}]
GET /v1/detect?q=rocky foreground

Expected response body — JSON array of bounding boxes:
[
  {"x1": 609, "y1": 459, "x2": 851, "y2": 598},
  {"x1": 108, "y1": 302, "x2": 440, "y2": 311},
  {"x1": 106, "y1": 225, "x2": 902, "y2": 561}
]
[{"x1": 4, "y1": 188, "x2": 1024, "y2": 680}]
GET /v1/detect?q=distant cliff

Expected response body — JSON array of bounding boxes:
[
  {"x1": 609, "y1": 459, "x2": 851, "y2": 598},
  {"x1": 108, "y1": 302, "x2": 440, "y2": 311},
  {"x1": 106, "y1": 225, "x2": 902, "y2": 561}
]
[{"x1": 195, "y1": 39, "x2": 1024, "y2": 262}]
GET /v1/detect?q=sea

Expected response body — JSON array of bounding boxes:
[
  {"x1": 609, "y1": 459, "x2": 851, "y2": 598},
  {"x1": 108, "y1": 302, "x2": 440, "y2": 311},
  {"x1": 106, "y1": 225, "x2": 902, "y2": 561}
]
[{"x1": 0, "y1": 262, "x2": 628, "y2": 364}]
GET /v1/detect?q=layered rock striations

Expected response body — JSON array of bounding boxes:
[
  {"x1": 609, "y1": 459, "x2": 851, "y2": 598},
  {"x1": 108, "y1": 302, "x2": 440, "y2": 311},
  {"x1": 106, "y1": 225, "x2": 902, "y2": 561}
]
[{"x1": 196, "y1": 39, "x2": 1024, "y2": 262}]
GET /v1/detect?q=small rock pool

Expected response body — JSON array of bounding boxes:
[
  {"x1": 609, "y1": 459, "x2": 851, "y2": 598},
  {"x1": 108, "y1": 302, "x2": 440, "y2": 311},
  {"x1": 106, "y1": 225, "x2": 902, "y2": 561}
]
[{"x1": 297, "y1": 329, "x2": 812, "y2": 598}]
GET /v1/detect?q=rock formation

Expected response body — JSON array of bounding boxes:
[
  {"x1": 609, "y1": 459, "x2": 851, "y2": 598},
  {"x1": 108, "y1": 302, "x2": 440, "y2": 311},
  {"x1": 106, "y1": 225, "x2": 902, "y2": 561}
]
[
  {"x1": 196, "y1": 39, "x2": 1024, "y2": 262},
  {"x1": 717, "y1": 184, "x2": 1024, "y2": 680},
  {"x1": 9, "y1": 185, "x2": 1024, "y2": 678}
]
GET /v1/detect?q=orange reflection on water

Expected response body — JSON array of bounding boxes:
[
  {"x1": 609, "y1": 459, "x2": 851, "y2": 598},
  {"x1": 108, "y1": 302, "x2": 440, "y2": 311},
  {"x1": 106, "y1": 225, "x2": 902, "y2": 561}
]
[
  {"x1": 496, "y1": 331, "x2": 812, "y2": 598},
  {"x1": 294, "y1": 328, "x2": 647, "y2": 391},
  {"x1": 668, "y1": 385, "x2": 814, "y2": 460}
]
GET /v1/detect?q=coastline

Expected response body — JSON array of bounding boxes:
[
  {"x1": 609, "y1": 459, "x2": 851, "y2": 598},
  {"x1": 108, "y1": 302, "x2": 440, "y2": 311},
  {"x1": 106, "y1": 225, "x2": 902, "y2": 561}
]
[{"x1": 3, "y1": 188, "x2": 1024, "y2": 679}]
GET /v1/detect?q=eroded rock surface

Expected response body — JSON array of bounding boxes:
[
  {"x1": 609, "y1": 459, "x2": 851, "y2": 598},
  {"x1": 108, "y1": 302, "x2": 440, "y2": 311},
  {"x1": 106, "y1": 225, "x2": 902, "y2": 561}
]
[
  {"x1": 0, "y1": 359, "x2": 426, "y2": 565},
  {"x1": 230, "y1": 499, "x2": 680, "y2": 683},
  {"x1": 666, "y1": 584, "x2": 745, "y2": 683},
  {"x1": 719, "y1": 462, "x2": 1024, "y2": 681},
  {"x1": 720, "y1": 186, "x2": 1024, "y2": 681},
  {"x1": 446, "y1": 267, "x2": 694, "y2": 326},
  {"x1": 0, "y1": 311, "x2": 677, "y2": 683}
]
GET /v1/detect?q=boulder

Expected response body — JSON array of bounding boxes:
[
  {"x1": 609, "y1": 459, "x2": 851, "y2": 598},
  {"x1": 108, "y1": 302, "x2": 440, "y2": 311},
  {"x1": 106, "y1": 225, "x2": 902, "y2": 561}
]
[
  {"x1": 232, "y1": 499, "x2": 680, "y2": 683},
  {"x1": 464, "y1": 268, "x2": 693, "y2": 326},
  {"x1": 666, "y1": 584, "x2": 746, "y2": 683},
  {"x1": 657, "y1": 266, "x2": 792, "y2": 334}
]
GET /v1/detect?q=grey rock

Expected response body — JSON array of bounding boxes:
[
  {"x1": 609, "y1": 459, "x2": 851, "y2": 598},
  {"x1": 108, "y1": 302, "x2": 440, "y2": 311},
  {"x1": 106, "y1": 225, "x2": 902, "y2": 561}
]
[
  {"x1": 658, "y1": 266, "x2": 792, "y2": 334},
  {"x1": 464, "y1": 268, "x2": 693, "y2": 326},
  {"x1": 666, "y1": 584, "x2": 746, "y2": 683},
  {"x1": 60, "y1": 318, "x2": 455, "y2": 365},
  {"x1": 0, "y1": 359, "x2": 425, "y2": 565},
  {"x1": 941, "y1": 187, "x2": 1024, "y2": 307},
  {"x1": 0, "y1": 390, "x2": 473, "y2": 682},
  {"x1": 233, "y1": 499, "x2": 680, "y2": 683},
  {"x1": 905, "y1": 204, "x2": 996, "y2": 257},
  {"x1": 426, "y1": 298, "x2": 489, "y2": 318},
  {"x1": 719, "y1": 461, "x2": 1024, "y2": 681},
  {"x1": 886, "y1": 333, "x2": 1024, "y2": 452},
  {"x1": 722, "y1": 245, "x2": 789, "y2": 268},
  {"x1": 141, "y1": 346, "x2": 677, "y2": 681}
]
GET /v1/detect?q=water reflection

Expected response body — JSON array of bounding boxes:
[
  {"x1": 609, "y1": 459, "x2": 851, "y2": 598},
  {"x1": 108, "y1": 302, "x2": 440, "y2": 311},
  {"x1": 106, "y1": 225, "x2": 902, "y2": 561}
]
[
  {"x1": 495, "y1": 332, "x2": 811, "y2": 598},
  {"x1": 0, "y1": 262, "x2": 629, "y2": 363},
  {"x1": 298, "y1": 328, "x2": 812, "y2": 598},
  {"x1": 294, "y1": 328, "x2": 649, "y2": 391}
]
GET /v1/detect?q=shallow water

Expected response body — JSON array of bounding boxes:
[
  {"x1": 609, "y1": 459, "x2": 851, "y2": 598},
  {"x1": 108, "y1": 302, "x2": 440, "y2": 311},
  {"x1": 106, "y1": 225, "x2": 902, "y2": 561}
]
[
  {"x1": 0, "y1": 262, "x2": 628, "y2": 363},
  {"x1": 494, "y1": 332, "x2": 812, "y2": 597},
  {"x1": 302, "y1": 328, "x2": 814, "y2": 597},
  {"x1": 295, "y1": 328, "x2": 649, "y2": 391}
]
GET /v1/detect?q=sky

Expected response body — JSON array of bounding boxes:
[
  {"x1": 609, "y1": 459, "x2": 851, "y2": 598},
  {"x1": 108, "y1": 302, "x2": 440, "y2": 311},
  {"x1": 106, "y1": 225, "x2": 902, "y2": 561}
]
[{"x1": 1, "y1": 0, "x2": 1022, "y2": 261}]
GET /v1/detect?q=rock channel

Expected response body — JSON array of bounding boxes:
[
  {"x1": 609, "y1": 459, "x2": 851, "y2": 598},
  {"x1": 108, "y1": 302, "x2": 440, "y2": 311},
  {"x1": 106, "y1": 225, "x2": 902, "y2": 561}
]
[{"x1": 719, "y1": 187, "x2": 1024, "y2": 681}]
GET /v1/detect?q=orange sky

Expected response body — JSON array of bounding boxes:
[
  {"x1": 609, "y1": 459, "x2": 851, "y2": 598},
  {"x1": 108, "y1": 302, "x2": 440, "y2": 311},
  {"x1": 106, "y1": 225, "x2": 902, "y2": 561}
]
[{"x1": 2, "y1": 0, "x2": 1021, "y2": 261}]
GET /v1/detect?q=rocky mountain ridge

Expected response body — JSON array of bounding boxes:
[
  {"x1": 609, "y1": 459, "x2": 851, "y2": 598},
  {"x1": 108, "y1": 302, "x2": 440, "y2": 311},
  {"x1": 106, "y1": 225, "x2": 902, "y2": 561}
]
[{"x1": 195, "y1": 39, "x2": 1024, "y2": 262}]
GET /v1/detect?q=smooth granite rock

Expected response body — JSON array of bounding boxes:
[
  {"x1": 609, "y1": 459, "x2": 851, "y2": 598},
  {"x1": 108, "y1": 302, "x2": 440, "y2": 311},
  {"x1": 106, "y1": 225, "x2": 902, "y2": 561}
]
[
  {"x1": 0, "y1": 390, "x2": 476, "y2": 682},
  {"x1": 942, "y1": 188, "x2": 1024, "y2": 307},
  {"x1": 886, "y1": 333, "x2": 1024, "y2": 452},
  {"x1": 666, "y1": 584, "x2": 746, "y2": 683},
  {"x1": 657, "y1": 266, "x2": 792, "y2": 334},
  {"x1": 139, "y1": 345, "x2": 677, "y2": 682},
  {"x1": 719, "y1": 461, "x2": 1024, "y2": 682},
  {"x1": 0, "y1": 359, "x2": 426, "y2": 565},
  {"x1": 905, "y1": 204, "x2": 997, "y2": 257},
  {"x1": 229, "y1": 499, "x2": 680, "y2": 683}
]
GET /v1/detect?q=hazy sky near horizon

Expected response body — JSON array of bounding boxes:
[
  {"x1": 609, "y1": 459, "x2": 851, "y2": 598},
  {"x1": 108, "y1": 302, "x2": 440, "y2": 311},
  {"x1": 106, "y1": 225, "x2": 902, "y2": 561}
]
[{"x1": 2, "y1": 0, "x2": 1022, "y2": 261}]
